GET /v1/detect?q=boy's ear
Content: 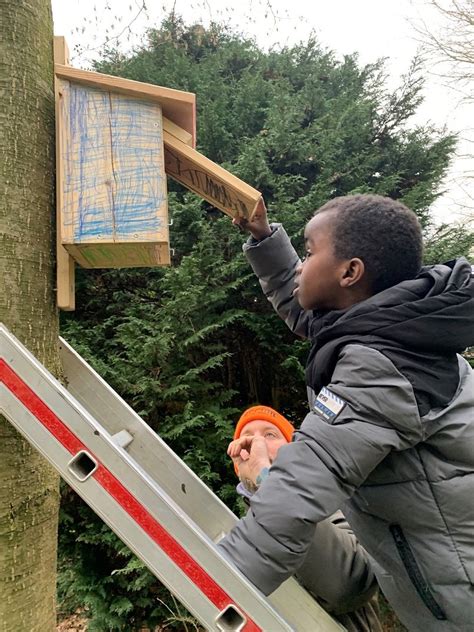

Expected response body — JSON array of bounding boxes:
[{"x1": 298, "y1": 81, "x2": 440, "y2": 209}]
[{"x1": 340, "y1": 258, "x2": 365, "y2": 287}]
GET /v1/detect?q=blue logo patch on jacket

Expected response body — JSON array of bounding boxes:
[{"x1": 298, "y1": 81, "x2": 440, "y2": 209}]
[{"x1": 313, "y1": 386, "x2": 346, "y2": 421}]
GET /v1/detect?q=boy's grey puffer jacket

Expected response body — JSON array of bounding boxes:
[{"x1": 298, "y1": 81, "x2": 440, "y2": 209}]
[{"x1": 218, "y1": 225, "x2": 474, "y2": 631}]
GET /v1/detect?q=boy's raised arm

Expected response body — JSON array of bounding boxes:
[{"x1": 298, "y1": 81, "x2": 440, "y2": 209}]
[{"x1": 234, "y1": 198, "x2": 314, "y2": 338}]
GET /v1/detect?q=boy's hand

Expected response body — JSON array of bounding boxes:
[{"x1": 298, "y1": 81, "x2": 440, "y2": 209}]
[
  {"x1": 228, "y1": 435, "x2": 271, "y2": 483},
  {"x1": 232, "y1": 197, "x2": 272, "y2": 241}
]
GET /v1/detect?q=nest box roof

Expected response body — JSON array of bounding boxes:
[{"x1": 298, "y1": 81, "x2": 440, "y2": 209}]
[{"x1": 55, "y1": 64, "x2": 196, "y2": 148}]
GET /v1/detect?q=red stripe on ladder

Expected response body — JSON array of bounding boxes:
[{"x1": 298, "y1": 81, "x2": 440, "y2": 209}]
[{"x1": 0, "y1": 360, "x2": 262, "y2": 632}]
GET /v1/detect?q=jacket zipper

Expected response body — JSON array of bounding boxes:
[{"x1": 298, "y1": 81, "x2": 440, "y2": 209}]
[{"x1": 389, "y1": 524, "x2": 447, "y2": 620}]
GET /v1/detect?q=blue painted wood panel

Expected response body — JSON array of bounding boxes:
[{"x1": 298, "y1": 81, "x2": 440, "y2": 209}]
[{"x1": 59, "y1": 81, "x2": 168, "y2": 246}]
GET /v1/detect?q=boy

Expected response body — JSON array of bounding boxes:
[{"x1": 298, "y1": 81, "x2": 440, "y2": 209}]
[
  {"x1": 230, "y1": 404, "x2": 382, "y2": 632},
  {"x1": 218, "y1": 194, "x2": 474, "y2": 631}
]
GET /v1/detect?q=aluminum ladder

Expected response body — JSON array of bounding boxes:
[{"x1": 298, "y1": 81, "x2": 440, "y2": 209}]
[{"x1": 0, "y1": 324, "x2": 342, "y2": 632}]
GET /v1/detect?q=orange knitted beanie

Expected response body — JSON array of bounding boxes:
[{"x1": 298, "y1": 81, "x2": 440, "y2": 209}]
[{"x1": 234, "y1": 405, "x2": 295, "y2": 442}]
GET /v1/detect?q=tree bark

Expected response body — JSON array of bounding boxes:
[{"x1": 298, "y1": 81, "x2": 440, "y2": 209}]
[{"x1": 0, "y1": 1, "x2": 60, "y2": 630}]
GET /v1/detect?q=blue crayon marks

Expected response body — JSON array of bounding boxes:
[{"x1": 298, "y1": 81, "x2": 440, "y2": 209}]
[{"x1": 60, "y1": 82, "x2": 168, "y2": 245}]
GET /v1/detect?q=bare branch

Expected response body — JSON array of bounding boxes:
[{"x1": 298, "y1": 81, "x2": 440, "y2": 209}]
[{"x1": 411, "y1": 0, "x2": 474, "y2": 94}]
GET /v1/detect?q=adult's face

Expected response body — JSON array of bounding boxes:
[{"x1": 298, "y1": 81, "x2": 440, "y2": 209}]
[{"x1": 239, "y1": 419, "x2": 288, "y2": 462}]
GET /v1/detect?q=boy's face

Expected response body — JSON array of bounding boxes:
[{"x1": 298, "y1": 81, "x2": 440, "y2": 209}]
[
  {"x1": 240, "y1": 420, "x2": 288, "y2": 462},
  {"x1": 294, "y1": 211, "x2": 349, "y2": 311}
]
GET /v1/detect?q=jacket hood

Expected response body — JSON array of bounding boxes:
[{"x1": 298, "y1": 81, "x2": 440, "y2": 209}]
[
  {"x1": 306, "y1": 258, "x2": 474, "y2": 414},
  {"x1": 310, "y1": 257, "x2": 474, "y2": 355}
]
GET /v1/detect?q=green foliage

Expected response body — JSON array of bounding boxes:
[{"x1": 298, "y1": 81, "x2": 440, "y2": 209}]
[
  {"x1": 423, "y1": 222, "x2": 474, "y2": 264},
  {"x1": 58, "y1": 486, "x2": 197, "y2": 631},
  {"x1": 58, "y1": 13, "x2": 472, "y2": 629}
]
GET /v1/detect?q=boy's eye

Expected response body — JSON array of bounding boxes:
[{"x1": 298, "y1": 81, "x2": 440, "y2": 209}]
[{"x1": 264, "y1": 432, "x2": 278, "y2": 439}]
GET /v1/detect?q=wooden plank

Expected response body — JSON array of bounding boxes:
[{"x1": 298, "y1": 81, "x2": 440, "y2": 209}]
[
  {"x1": 58, "y1": 83, "x2": 169, "y2": 266},
  {"x1": 163, "y1": 117, "x2": 193, "y2": 146},
  {"x1": 163, "y1": 131, "x2": 262, "y2": 220},
  {"x1": 55, "y1": 64, "x2": 196, "y2": 147},
  {"x1": 65, "y1": 242, "x2": 170, "y2": 269},
  {"x1": 54, "y1": 36, "x2": 70, "y2": 65},
  {"x1": 54, "y1": 36, "x2": 75, "y2": 311}
]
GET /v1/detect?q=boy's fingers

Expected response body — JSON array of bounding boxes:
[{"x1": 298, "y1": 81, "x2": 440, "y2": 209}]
[
  {"x1": 232, "y1": 217, "x2": 249, "y2": 232},
  {"x1": 254, "y1": 197, "x2": 267, "y2": 216}
]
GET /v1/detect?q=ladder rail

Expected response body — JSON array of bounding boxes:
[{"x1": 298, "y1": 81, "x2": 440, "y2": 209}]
[
  {"x1": 1, "y1": 382, "x2": 222, "y2": 626},
  {"x1": 59, "y1": 337, "x2": 237, "y2": 542},
  {"x1": 1, "y1": 331, "x2": 290, "y2": 631}
]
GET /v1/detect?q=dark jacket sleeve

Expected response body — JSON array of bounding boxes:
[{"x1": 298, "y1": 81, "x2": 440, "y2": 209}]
[
  {"x1": 218, "y1": 344, "x2": 423, "y2": 595},
  {"x1": 296, "y1": 511, "x2": 378, "y2": 615}
]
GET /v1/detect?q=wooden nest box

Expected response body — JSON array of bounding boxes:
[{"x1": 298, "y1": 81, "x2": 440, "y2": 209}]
[
  {"x1": 54, "y1": 37, "x2": 261, "y2": 310},
  {"x1": 55, "y1": 56, "x2": 196, "y2": 271}
]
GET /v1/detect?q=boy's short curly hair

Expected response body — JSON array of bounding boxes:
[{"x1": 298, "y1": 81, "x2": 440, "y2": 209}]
[{"x1": 316, "y1": 194, "x2": 423, "y2": 293}]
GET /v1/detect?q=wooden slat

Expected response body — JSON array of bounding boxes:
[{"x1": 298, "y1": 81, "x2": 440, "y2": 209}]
[
  {"x1": 54, "y1": 64, "x2": 196, "y2": 147},
  {"x1": 54, "y1": 36, "x2": 75, "y2": 311},
  {"x1": 53, "y1": 36, "x2": 69, "y2": 65},
  {"x1": 163, "y1": 131, "x2": 262, "y2": 220},
  {"x1": 163, "y1": 117, "x2": 193, "y2": 146},
  {"x1": 65, "y1": 242, "x2": 170, "y2": 269}
]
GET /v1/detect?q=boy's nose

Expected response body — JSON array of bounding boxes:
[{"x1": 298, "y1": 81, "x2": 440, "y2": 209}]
[{"x1": 296, "y1": 261, "x2": 304, "y2": 275}]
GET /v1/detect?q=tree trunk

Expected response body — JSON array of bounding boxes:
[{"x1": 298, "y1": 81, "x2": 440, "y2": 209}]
[{"x1": 0, "y1": 1, "x2": 60, "y2": 630}]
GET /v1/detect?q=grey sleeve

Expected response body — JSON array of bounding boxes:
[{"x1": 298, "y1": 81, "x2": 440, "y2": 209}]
[
  {"x1": 243, "y1": 224, "x2": 313, "y2": 338},
  {"x1": 218, "y1": 346, "x2": 423, "y2": 595}
]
